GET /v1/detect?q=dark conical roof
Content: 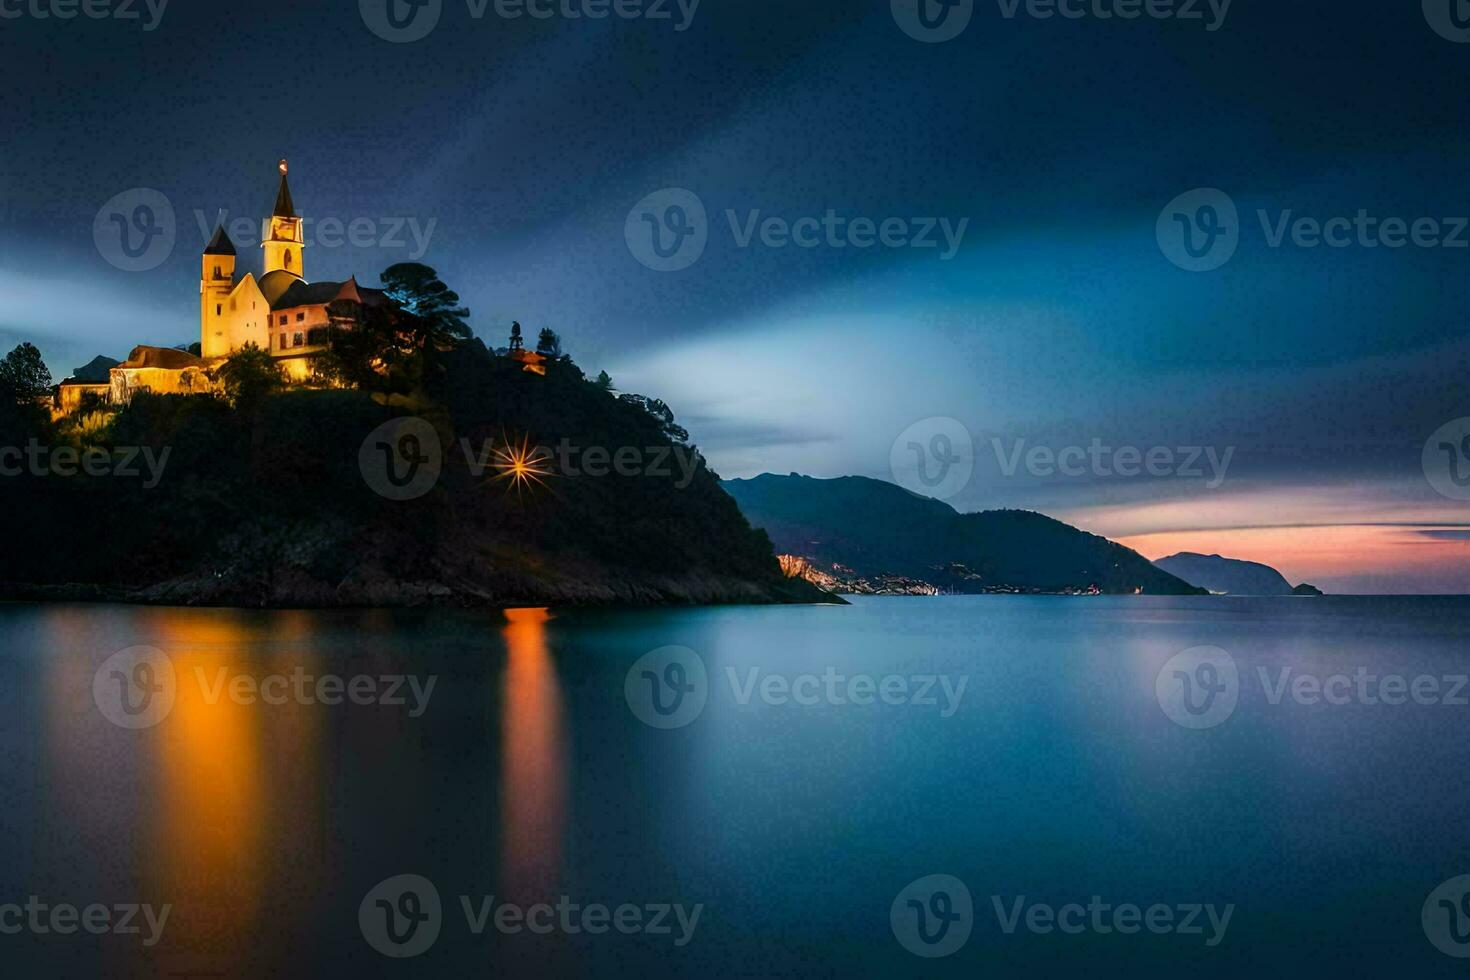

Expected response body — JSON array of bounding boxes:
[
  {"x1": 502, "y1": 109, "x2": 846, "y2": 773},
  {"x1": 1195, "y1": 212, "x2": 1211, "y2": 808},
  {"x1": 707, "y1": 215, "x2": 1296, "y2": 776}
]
[
  {"x1": 204, "y1": 224, "x2": 236, "y2": 256},
  {"x1": 273, "y1": 171, "x2": 296, "y2": 218}
]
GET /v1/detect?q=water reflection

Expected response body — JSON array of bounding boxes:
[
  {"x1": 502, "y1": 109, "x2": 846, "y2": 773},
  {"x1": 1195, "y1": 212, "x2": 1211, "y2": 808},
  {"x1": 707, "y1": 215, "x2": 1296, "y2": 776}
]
[{"x1": 499, "y1": 608, "x2": 567, "y2": 903}]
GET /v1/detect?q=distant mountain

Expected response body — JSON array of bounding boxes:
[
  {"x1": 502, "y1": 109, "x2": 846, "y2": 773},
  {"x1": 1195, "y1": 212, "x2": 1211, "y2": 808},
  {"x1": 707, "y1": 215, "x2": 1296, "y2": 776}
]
[
  {"x1": 67, "y1": 355, "x2": 119, "y2": 383},
  {"x1": 1153, "y1": 552, "x2": 1313, "y2": 595},
  {"x1": 721, "y1": 473, "x2": 1205, "y2": 596}
]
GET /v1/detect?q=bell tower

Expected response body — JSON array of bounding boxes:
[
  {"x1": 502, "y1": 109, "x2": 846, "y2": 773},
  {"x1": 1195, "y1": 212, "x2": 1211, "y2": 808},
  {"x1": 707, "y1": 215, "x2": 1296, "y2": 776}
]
[
  {"x1": 200, "y1": 224, "x2": 237, "y2": 358},
  {"x1": 262, "y1": 158, "x2": 305, "y2": 281}
]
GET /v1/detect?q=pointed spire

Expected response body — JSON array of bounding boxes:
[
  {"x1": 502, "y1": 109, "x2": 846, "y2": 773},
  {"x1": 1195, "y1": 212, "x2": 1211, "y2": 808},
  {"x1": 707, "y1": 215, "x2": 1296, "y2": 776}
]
[
  {"x1": 273, "y1": 158, "x2": 295, "y2": 218},
  {"x1": 204, "y1": 223, "x2": 236, "y2": 256}
]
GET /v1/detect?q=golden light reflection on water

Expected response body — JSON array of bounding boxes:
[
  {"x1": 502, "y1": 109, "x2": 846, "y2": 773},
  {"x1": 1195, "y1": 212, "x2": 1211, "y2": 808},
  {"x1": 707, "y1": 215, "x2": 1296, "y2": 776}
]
[
  {"x1": 144, "y1": 610, "x2": 268, "y2": 964},
  {"x1": 499, "y1": 607, "x2": 568, "y2": 903}
]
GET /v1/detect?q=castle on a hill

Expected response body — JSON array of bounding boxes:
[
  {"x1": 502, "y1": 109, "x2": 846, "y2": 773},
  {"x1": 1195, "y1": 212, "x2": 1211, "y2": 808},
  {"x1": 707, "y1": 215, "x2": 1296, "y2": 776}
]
[
  {"x1": 54, "y1": 159, "x2": 545, "y2": 413},
  {"x1": 199, "y1": 159, "x2": 390, "y2": 379}
]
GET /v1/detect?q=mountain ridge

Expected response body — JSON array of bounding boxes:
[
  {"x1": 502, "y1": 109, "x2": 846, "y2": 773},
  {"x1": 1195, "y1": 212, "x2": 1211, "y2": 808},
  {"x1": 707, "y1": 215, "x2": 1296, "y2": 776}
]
[{"x1": 722, "y1": 473, "x2": 1205, "y2": 596}]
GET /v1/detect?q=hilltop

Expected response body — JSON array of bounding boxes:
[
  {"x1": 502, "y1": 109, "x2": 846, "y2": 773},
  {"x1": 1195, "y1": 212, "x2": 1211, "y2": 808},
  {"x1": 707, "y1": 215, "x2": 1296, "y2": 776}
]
[{"x1": 0, "y1": 342, "x2": 833, "y2": 608}]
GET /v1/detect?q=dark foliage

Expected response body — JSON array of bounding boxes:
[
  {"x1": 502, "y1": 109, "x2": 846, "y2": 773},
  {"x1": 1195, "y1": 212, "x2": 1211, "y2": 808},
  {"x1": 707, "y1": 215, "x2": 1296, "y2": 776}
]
[{"x1": 0, "y1": 345, "x2": 809, "y2": 606}]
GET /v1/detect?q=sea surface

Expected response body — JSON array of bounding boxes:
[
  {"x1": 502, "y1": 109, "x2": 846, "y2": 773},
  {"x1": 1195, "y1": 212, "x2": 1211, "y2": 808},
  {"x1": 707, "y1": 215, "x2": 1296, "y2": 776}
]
[{"x1": 2, "y1": 596, "x2": 1470, "y2": 977}]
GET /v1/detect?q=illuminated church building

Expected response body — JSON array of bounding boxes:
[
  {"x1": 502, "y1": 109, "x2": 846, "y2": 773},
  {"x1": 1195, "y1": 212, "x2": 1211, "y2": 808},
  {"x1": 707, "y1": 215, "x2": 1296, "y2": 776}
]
[
  {"x1": 199, "y1": 160, "x2": 389, "y2": 381},
  {"x1": 59, "y1": 158, "x2": 535, "y2": 410}
]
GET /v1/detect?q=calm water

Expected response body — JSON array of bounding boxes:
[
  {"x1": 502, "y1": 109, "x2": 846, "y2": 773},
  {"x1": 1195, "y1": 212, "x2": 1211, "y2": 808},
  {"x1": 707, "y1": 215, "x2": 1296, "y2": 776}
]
[{"x1": 3, "y1": 596, "x2": 1470, "y2": 977}]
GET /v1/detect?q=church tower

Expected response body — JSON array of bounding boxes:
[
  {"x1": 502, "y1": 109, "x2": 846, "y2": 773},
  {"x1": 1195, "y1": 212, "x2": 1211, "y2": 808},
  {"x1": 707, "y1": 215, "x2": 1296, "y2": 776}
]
[
  {"x1": 200, "y1": 224, "x2": 237, "y2": 358},
  {"x1": 261, "y1": 158, "x2": 305, "y2": 281}
]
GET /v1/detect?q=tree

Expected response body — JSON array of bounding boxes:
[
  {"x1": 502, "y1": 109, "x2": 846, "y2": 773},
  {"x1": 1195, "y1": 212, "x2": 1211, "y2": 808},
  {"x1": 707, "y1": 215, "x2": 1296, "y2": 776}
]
[
  {"x1": 536, "y1": 328, "x2": 562, "y2": 358},
  {"x1": 509, "y1": 321, "x2": 523, "y2": 352},
  {"x1": 0, "y1": 343, "x2": 53, "y2": 402},
  {"x1": 593, "y1": 370, "x2": 615, "y2": 392},
  {"x1": 618, "y1": 393, "x2": 689, "y2": 444},
  {"x1": 313, "y1": 299, "x2": 406, "y2": 392},
  {"x1": 0, "y1": 342, "x2": 54, "y2": 448},
  {"x1": 214, "y1": 343, "x2": 285, "y2": 408},
  {"x1": 381, "y1": 263, "x2": 471, "y2": 353}
]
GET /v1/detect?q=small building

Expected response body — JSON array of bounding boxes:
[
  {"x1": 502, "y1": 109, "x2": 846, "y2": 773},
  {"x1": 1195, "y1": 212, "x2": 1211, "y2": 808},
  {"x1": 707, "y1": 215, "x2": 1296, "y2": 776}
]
[
  {"x1": 508, "y1": 348, "x2": 548, "y2": 376},
  {"x1": 55, "y1": 380, "x2": 111, "y2": 416},
  {"x1": 52, "y1": 354, "x2": 120, "y2": 418},
  {"x1": 110, "y1": 346, "x2": 214, "y2": 403}
]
